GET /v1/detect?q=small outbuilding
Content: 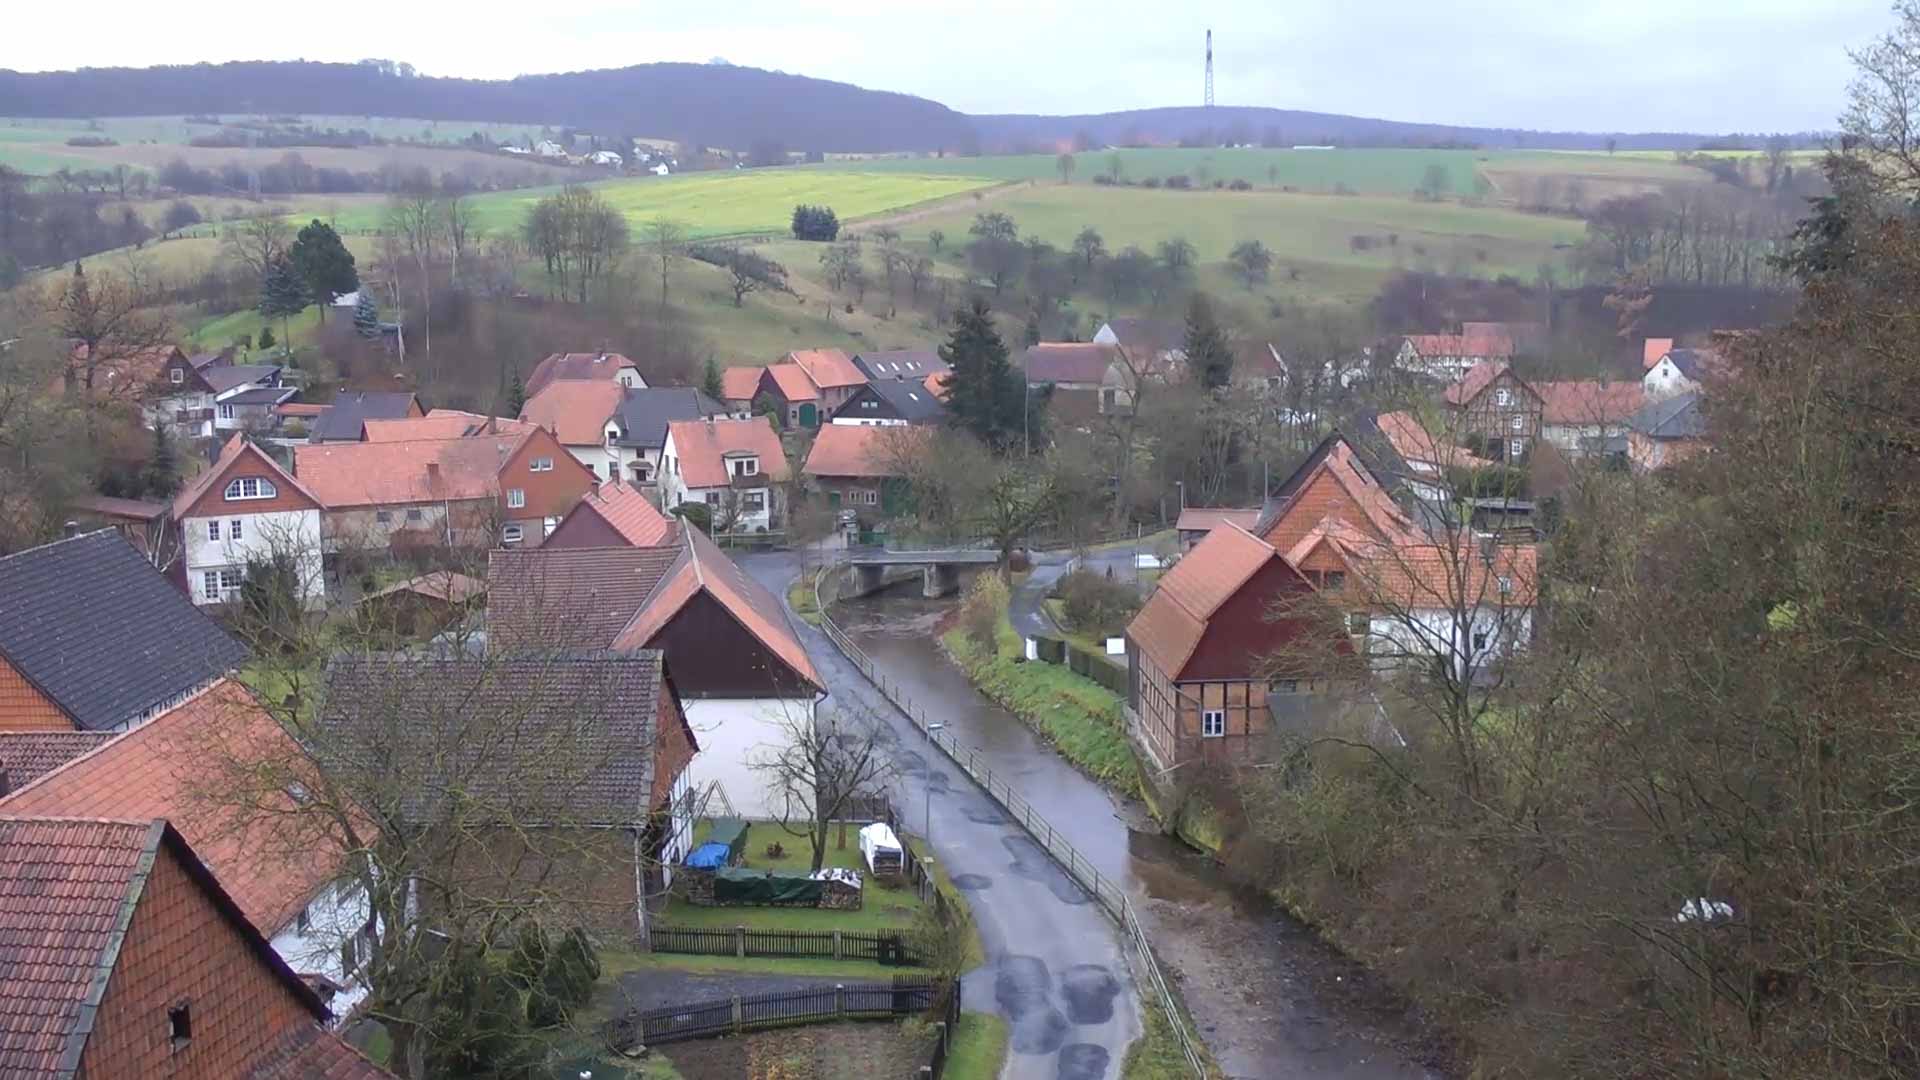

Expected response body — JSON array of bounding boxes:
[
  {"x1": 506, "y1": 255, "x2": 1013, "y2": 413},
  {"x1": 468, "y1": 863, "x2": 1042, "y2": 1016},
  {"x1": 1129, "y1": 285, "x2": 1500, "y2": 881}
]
[{"x1": 859, "y1": 822, "x2": 904, "y2": 877}]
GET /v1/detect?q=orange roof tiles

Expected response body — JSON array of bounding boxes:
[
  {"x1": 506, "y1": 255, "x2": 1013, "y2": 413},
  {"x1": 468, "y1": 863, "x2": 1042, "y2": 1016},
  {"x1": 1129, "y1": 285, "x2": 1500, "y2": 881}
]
[
  {"x1": 247, "y1": 1022, "x2": 393, "y2": 1080},
  {"x1": 172, "y1": 435, "x2": 321, "y2": 520},
  {"x1": 578, "y1": 481, "x2": 677, "y2": 547},
  {"x1": 294, "y1": 431, "x2": 535, "y2": 507},
  {"x1": 666, "y1": 417, "x2": 788, "y2": 489},
  {"x1": 1128, "y1": 523, "x2": 1280, "y2": 676},
  {"x1": 0, "y1": 731, "x2": 114, "y2": 789},
  {"x1": 612, "y1": 526, "x2": 821, "y2": 691},
  {"x1": 1534, "y1": 381, "x2": 1645, "y2": 426},
  {"x1": 787, "y1": 348, "x2": 865, "y2": 389},
  {"x1": 0, "y1": 679, "x2": 355, "y2": 938},
  {"x1": 525, "y1": 351, "x2": 638, "y2": 397},
  {"x1": 924, "y1": 372, "x2": 950, "y2": 402},
  {"x1": 763, "y1": 363, "x2": 820, "y2": 402},
  {"x1": 362, "y1": 411, "x2": 530, "y2": 442},
  {"x1": 1443, "y1": 360, "x2": 1518, "y2": 406},
  {"x1": 1301, "y1": 525, "x2": 1539, "y2": 611},
  {"x1": 1375, "y1": 411, "x2": 1490, "y2": 470},
  {"x1": 720, "y1": 366, "x2": 765, "y2": 402},
  {"x1": 1404, "y1": 333, "x2": 1514, "y2": 359},
  {"x1": 520, "y1": 380, "x2": 628, "y2": 446},
  {"x1": 1643, "y1": 337, "x2": 1675, "y2": 371},
  {"x1": 802, "y1": 424, "x2": 915, "y2": 479}
]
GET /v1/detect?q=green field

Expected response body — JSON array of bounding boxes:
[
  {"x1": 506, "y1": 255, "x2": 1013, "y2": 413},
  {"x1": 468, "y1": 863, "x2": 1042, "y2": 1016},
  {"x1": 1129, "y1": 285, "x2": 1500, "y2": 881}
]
[{"x1": 322, "y1": 170, "x2": 1001, "y2": 239}]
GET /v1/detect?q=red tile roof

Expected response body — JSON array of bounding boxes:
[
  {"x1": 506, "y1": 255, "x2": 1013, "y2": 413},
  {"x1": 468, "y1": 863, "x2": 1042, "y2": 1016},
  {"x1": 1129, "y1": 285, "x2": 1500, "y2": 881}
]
[
  {"x1": 1642, "y1": 337, "x2": 1675, "y2": 371},
  {"x1": 1375, "y1": 411, "x2": 1490, "y2": 470},
  {"x1": 1299, "y1": 526, "x2": 1539, "y2": 610},
  {"x1": 787, "y1": 349, "x2": 865, "y2": 390},
  {"x1": 763, "y1": 363, "x2": 820, "y2": 403},
  {"x1": 1441, "y1": 360, "x2": 1518, "y2": 406},
  {"x1": 0, "y1": 731, "x2": 114, "y2": 790},
  {"x1": 721, "y1": 365, "x2": 766, "y2": 402},
  {"x1": 172, "y1": 435, "x2": 322, "y2": 520},
  {"x1": 924, "y1": 372, "x2": 950, "y2": 402},
  {"x1": 362, "y1": 411, "x2": 530, "y2": 442},
  {"x1": 1128, "y1": 523, "x2": 1281, "y2": 677},
  {"x1": 525, "y1": 351, "x2": 639, "y2": 397},
  {"x1": 520, "y1": 380, "x2": 628, "y2": 446},
  {"x1": 802, "y1": 424, "x2": 917, "y2": 479},
  {"x1": 575, "y1": 480, "x2": 677, "y2": 547},
  {"x1": 489, "y1": 545, "x2": 685, "y2": 648},
  {"x1": 1404, "y1": 333, "x2": 1514, "y2": 360},
  {"x1": 613, "y1": 525, "x2": 821, "y2": 691},
  {"x1": 1534, "y1": 381, "x2": 1646, "y2": 426},
  {"x1": 294, "y1": 431, "x2": 536, "y2": 507},
  {"x1": 1024, "y1": 343, "x2": 1115, "y2": 385},
  {"x1": 0, "y1": 680, "x2": 355, "y2": 937},
  {"x1": 666, "y1": 417, "x2": 788, "y2": 489},
  {"x1": 247, "y1": 1023, "x2": 393, "y2": 1080},
  {"x1": 359, "y1": 571, "x2": 488, "y2": 605}
]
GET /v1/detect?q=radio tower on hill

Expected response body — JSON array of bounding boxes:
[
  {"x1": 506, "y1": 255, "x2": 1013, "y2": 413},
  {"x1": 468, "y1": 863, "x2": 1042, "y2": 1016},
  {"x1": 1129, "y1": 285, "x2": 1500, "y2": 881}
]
[{"x1": 1204, "y1": 29, "x2": 1215, "y2": 108}]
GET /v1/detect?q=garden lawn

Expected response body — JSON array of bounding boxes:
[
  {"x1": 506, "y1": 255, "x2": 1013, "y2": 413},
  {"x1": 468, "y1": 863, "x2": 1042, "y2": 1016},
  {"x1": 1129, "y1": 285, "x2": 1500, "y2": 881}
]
[
  {"x1": 941, "y1": 1013, "x2": 1011, "y2": 1079},
  {"x1": 660, "y1": 818, "x2": 926, "y2": 935},
  {"x1": 942, "y1": 612, "x2": 1141, "y2": 793}
]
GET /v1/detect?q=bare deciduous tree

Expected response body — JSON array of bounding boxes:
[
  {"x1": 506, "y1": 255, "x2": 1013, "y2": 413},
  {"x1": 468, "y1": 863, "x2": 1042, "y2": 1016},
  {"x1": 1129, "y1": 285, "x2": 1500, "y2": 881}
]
[{"x1": 751, "y1": 701, "x2": 897, "y2": 872}]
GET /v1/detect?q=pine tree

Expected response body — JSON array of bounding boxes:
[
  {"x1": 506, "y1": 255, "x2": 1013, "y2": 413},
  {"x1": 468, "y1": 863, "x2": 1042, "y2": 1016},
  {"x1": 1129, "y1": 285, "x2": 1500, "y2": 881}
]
[
  {"x1": 505, "y1": 367, "x2": 527, "y2": 417},
  {"x1": 142, "y1": 422, "x2": 178, "y2": 498},
  {"x1": 352, "y1": 291, "x2": 380, "y2": 338},
  {"x1": 701, "y1": 355, "x2": 726, "y2": 401},
  {"x1": 258, "y1": 255, "x2": 306, "y2": 356},
  {"x1": 288, "y1": 219, "x2": 359, "y2": 321},
  {"x1": 940, "y1": 296, "x2": 1026, "y2": 453},
  {"x1": 257, "y1": 325, "x2": 276, "y2": 350},
  {"x1": 1185, "y1": 292, "x2": 1235, "y2": 391}
]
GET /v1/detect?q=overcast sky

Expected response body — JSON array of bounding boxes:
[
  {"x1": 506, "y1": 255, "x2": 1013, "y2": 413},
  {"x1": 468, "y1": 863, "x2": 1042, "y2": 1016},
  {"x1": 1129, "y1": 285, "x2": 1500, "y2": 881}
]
[{"x1": 4, "y1": 0, "x2": 1889, "y2": 133}]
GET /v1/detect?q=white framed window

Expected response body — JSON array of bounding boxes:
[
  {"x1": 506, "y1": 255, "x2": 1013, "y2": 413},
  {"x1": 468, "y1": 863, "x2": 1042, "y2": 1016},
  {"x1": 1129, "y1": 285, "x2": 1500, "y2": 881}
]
[
  {"x1": 202, "y1": 567, "x2": 244, "y2": 601},
  {"x1": 1494, "y1": 388, "x2": 1511, "y2": 406},
  {"x1": 1497, "y1": 575, "x2": 1514, "y2": 596},
  {"x1": 206, "y1": 520, "x2": 221, "y2": 542},
  {"x1": 742, "y1": 491, "x2": 766, "y2": 513},
  {"x1": 1510, "y1": 439, "x2": 1525, "y2": 458},
  {"x1": 860, "y1": 489, "x2": 879, "y2": 506},
  {"x1": 224, "y1": 476, "x2": 277, "y2": 501},
  {"x1": 170, "y1": 367, "x2": 184, "y2": 384},
  {"x1": 1201, "y1": 710, "x2": 1226, "y2": 738},
  {"x1": 705, "y1": 492, "x2": 721, "y2": 505},
  {"x1": 406, "y1": 508, "x2": 423, "y2": 522},
  {"x1": 1509, "y1": 414, "x2": 1524, "y2": 432},
  {"x1": 730, "y1": 457, "x2": 759, "y2": 477},
  {"x1": 218, "y1": 404, "x2": 235, "y2": 420},
  {"x1": 1472, "y1": 630, "x2": 1491, "y2": 652},
  {"x1": 507, "y1": 488, "x2": 526, "y2": 509},
  {"x1": 229, "y1": 519, "x2": 242, "y2": 540},
  {"x1": 501, "y1": 524, "x2": 524, "y2": 545},
  {"x1": 605, "y1": 427, "x2": 620, "y2": 444},
  {"x1": 530, "y1": 456, "x2": 553, "y2": 472},
  {"x1": 544, "y1": 515, "x2": 560, "y2": 536}
]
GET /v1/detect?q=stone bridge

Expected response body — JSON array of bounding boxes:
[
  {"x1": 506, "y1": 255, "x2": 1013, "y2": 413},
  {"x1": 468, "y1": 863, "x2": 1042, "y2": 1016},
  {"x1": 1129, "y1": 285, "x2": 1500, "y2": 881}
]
[{"x1": 841, "y1": 545, "x2": 999, "y2": 598}]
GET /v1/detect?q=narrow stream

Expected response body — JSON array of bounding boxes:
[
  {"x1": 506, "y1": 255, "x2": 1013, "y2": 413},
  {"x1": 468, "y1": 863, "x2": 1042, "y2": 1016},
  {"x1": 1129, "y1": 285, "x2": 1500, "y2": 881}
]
[{"x1": 834, "y1": 589, "x2": 1447, "y2": 1080}]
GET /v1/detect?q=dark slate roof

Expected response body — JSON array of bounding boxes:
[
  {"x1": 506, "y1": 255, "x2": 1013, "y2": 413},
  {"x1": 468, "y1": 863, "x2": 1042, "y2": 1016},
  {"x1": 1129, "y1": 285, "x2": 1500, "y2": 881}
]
[
  {"x1": 203, "y1": 365, "x2": 281, "y2": 393},
  {"x1": 850, "y1": 378, "x2": 946, "y2": 424},
  {"x1": 0, "y1": 531, "x2": 249, "y2": 729},
  {"x1": 317, "y1": 650, "x2": 665, "y2": 827},
  {"x1": 612, "y1": 387, "x2": 729, "y2": 450},
  {"x1": 852, "y1": 349, "x2": 949, "y2": 381},
  {"x1": 1631, "y1": 391, "x2": 1706, "y2": 439},
  {"x1": 1664, "y1": 349, "x2": 1715, "y2": 382},
  {"x1": 310, "y1": 391, "x2": 419, "y2": 441},
  {"x1": 222, "y1": 386, "x2": 299, "y2": 406}
]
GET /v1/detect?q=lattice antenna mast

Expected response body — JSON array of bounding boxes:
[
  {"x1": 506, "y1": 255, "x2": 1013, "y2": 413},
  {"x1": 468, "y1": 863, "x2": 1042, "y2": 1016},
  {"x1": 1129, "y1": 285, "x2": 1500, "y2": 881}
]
[{"x1": 1205, "y1": 29, "x2": 1215, "y2": 108}]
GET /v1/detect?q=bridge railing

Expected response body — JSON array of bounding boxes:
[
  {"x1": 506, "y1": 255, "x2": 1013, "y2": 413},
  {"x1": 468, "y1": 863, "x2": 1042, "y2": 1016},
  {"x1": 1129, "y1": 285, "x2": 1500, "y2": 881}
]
[{"x1": 811, "y1": 561, "x2": 1210, "y2": 1078}]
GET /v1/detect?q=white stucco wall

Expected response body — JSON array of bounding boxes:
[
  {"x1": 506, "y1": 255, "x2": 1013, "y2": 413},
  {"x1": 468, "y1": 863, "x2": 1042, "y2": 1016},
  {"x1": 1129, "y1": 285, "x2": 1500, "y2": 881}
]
[
  {"x1": 681, "y1": 698, "x2": 814, "y2": 820},
  {"x1": 268, "y1": 880, "x2": 374, "y2": 1025},
  {"x1": 1642, "y1": 358, "x2": 1698, "y2": 400},
  {"x1": 182, "y1": 507, "x2": 325, "y2": 607},
  {"x1": 1367, "y1": 606, "x2": 1534, "y2": 680}
]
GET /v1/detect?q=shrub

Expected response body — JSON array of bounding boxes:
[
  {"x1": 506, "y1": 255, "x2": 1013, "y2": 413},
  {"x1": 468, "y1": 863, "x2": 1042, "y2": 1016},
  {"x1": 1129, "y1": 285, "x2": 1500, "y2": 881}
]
[
  {"x1": 1165, "y1": 174, "x2": 1192, "y2": 189},
  {"x1": 1228, "y1": 178, "x2": 1252, "y2": 191},
  {"x1": 959, "y1": 572, "x2": 1009, "y2": 655},
  {"x1": 1141, "y1": 176, "x2": 1162, "y2": 189},
  {"x1": 1057, "y1": 568, "x2": 1141, "y2": 638},
  {"x1": 1091, "y1": 173, "x2": 1115, "y2": 186}
]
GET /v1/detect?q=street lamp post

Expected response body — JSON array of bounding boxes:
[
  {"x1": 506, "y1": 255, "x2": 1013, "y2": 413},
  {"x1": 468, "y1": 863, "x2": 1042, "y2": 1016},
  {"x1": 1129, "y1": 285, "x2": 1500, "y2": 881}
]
[{"x1": 924, "y1": 723, "x2": 945, "y2": 848}]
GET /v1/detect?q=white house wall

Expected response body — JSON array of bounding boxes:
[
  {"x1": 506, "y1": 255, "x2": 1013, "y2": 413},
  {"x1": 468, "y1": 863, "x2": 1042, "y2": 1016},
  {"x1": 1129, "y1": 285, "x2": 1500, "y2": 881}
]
[
  {"x1": 268, "y1": 880, "x2": 374, "y2": 1026},
  {"x1": 681, "y1": 698, "x2": 813, "y2": 820},
  {"x1": 1367, "y1": 606, "x2": 1534, "y2": 680},
  {"x1": 182, "y1": 507, "x2": 325, "y2": 606}
]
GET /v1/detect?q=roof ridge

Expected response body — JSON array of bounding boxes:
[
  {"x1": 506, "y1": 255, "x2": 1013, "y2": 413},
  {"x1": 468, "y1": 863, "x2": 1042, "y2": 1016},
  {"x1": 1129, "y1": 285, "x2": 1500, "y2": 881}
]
[
  {"x1": 0, "y1": 526, "x2": 111, "y2": 565},
  {"x1": 0, "y1": 678, "x2": 233, "y2": 804}
]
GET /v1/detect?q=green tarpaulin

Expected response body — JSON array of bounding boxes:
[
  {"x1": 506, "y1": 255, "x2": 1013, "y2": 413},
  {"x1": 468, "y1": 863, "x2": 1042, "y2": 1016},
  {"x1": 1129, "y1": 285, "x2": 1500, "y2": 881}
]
[
  {"x1": 705, "y1": 818, "x2": 749, "y2": 865},
  {"x1": 712, "y1": 866, "x2": 826, "y2": 905}
]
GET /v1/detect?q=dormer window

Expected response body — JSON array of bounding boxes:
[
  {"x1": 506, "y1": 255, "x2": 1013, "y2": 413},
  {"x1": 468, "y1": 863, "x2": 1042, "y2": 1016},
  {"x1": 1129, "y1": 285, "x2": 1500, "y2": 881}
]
[
  {"x1": 729, "y1": 457, "x2": 758, "y2": 478},
  {"x1": 224, "y1": 477, "x2": 276, "y2": 501}
]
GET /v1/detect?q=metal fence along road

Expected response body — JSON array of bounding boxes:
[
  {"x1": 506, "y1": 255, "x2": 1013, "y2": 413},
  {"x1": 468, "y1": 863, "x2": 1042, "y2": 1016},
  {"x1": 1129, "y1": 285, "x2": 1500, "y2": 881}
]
[{"x1": 812, "y1": 563, "x2": 1210, "y2": 1078}]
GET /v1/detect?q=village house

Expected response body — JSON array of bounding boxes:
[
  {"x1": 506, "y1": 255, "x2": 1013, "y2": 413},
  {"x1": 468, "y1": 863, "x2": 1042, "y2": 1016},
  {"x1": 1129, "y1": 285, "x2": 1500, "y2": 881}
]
[
  {"x1": 0, "y1": 678, "x2": 376, "y2": 1019},
  {"x1": 524, "y1": 350, "x2": 647, "y2": 398},
  {"x1": 294, "y1": 426, "x2": 593, "y2": 552},
  {"x1": 757, "y1": 362, "x2": 823, "y2": 430},
  {"x1": 519, "y1": 379, "x2": 630, "y2": 479},
  {"x1": 153, "y1": 350, "x2": 294, "y2": 441},
  {"x1": 852, "y1": 348, "x2": 949, "y2": 384},
  {"x1": 1175, "y1": 507, "x2": 1262, "y2": 552},
  {"x1": 0, "y1": 529, "x2": 248, "y2": 734},
  {"x1": 786, "y1": 348, "x2": 867, "y2": 416},
  {"x1": 1126, "y1": 522, "x2": 1346, "y2": 771},
  {"x1": 802, "y1": 424, "x2": 913, "y2": 525},
  {"x1": 828, "y1": 374, "x2": 946, "y2": 426},
  {"x1": 1535, "y1": 379, "x2": 1645, "y2": 458},
  {"x1": 1629, "y1": 390, "x2": 1708, "y2": 471},
  {"x1": 307, "y1": 390, "x2": 425, "y2": 443},
  {"x1": 1395, "y1": 330, "x2": 1516, "y2": 383},
  {"x1": 1643, "y1": 346, "x2": 1719, "y2": 400},
  {"x1": 320, "y1": 649, "x2": 697, "y2": 935},
  {"x1": 1252, "y1": 432, "x2": 1423, "y2": 558},
  {"x1": 488, "y1": 526, "x2": 821, "y2": 821},
  {"x1": 354, "y1": 571, "x2": 489, "y2": 640},
  {"x1": 361, "y1": 409, "x2": 531, "y2": 442},
  {"x1": 1442, "y1": 361, "x2": 1543, "y2": 461},
  {"x1": 604, "y1": 387, "x2": 735, "y2": 484},
  {"x1": 0, "y1": 816, "x2": 390, "y2": 1078},
  {"x1": 170, "y1": 434, "x2": 326, "y2": 608},
  {"x1": 545, "y1": 479, "x2": 678, "y2": 549},
  {"x1": 61, "y1": 342, "x2": 188, "y2": 406},
  {"x1": 1093, "y1": 317, "x2": 1186, "y2": 366},
  {"x1": 659, "y1": 416, "x2": 788, "y2": 533},
  {"x1": 720, "y1": 365, "x2": 766, "y2": 412},
  {"x1": 1372, "y1": 409, "x2": 1493, "y2": 504},
  {"x1": 1023, "y1": 342, "x2": 1114, "y2": 422}
]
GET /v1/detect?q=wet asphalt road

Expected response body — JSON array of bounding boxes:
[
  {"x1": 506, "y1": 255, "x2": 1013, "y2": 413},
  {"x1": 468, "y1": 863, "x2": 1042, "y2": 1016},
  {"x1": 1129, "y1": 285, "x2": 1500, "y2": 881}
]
[{"x1": 743, "y1": 550, "x2": 1142, "y2": 1080}]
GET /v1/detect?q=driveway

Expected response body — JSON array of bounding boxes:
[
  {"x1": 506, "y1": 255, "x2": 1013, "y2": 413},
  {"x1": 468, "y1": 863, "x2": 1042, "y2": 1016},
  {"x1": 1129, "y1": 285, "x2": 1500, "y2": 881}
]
[
  {"x1": 742, "y1": 552, "x2": 1141, "y2": 1080},
  {"x1": 1009, "y1": 544, "x2": 1157, "y2": 642}
]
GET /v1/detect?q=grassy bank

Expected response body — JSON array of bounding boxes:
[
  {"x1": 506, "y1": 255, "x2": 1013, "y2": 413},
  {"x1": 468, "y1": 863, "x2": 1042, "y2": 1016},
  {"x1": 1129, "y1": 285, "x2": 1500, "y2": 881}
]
[
  {"x1": 941, "y1": 610, "x2": 1141, "y2": 794},
  {"x1": 943, "y1": 1013, "x2": 1011, "y2": 1078}
]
